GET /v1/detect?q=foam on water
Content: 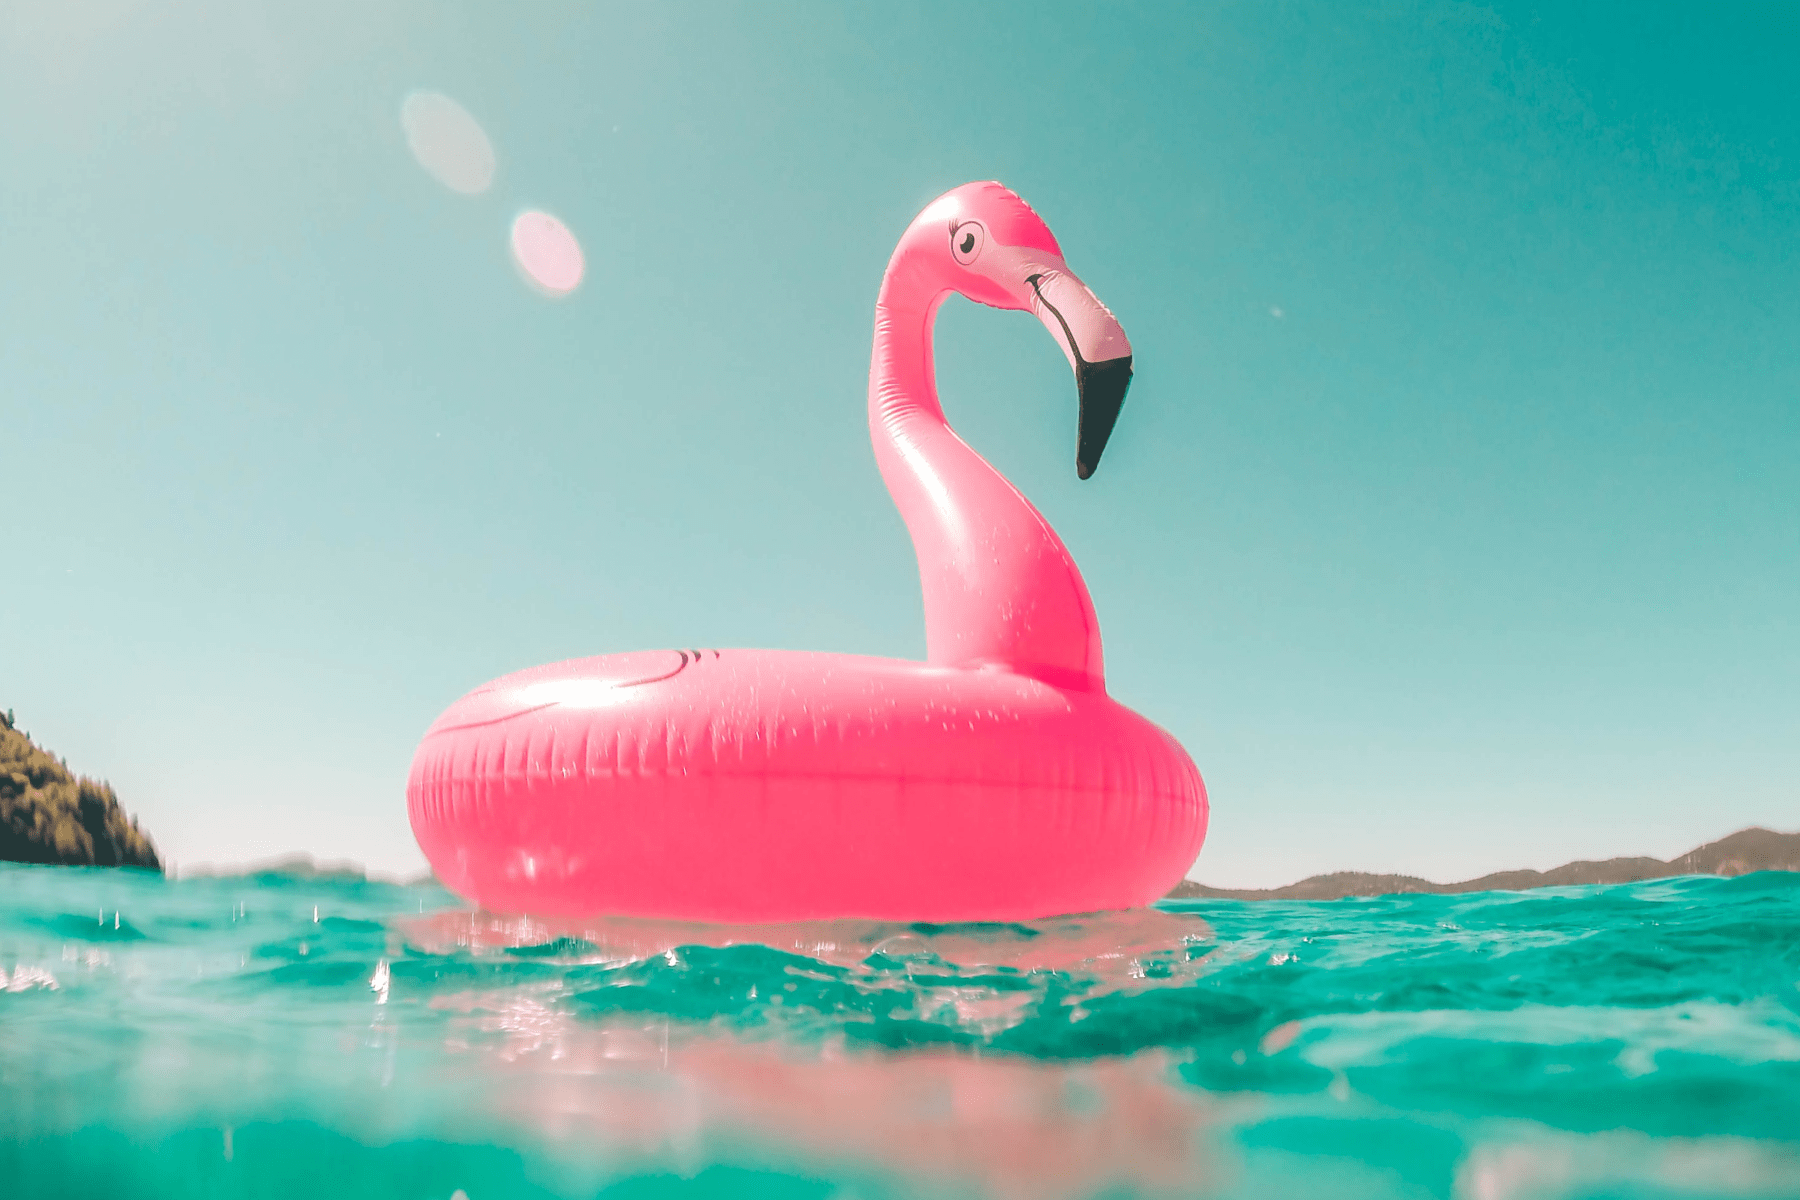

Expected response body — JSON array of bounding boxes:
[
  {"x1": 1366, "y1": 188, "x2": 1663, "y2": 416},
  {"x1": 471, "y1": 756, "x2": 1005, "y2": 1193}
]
[{"x1": 2, "y1": 864, "x2": 1797, "y2": 1199}]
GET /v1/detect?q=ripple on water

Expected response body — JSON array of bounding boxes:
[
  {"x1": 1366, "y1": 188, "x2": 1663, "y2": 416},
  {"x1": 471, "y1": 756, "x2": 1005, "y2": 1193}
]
[{"x1": 1, "y1": 864, "x2": 1798, "y2": 1199}]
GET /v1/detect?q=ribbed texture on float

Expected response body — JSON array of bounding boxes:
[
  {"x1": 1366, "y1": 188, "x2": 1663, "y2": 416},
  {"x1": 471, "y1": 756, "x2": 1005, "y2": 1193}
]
[{"x1": 406, "y1": 651, "x2": 1206, "y2": 921}]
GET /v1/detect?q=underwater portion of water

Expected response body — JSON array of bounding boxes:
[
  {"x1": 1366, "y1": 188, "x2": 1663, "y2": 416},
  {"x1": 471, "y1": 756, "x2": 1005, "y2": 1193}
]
[{"x1": 2, "y1": 864, "x2": 1798, "y2": 1200}]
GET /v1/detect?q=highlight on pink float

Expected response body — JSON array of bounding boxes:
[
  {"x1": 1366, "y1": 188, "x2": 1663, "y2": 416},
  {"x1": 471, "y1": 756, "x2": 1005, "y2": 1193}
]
[{"x1": 510, "y1": 210, "x2": 585, "y2": 296}]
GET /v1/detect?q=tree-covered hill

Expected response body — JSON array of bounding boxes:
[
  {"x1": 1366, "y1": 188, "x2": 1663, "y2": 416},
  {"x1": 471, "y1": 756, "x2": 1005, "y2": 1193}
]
[{"x1": 1, "y1": 710, "x2": 160, "y2": 869}]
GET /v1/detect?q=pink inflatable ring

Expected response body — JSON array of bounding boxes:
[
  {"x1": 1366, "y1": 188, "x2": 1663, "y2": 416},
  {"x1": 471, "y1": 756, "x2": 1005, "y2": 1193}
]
[{"x1": 408, "y1": 183, "x2": 1207, "y2": 921}]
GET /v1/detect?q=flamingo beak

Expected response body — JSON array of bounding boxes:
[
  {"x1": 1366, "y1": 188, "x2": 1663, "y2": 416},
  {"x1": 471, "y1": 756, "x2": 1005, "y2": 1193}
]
[
  {"x1": 1026, "y1": 271, "x2": 1134, "y2": 479},
  {"x1": 1075, "y1": 355, "x2": 1133, "y2": 480}
]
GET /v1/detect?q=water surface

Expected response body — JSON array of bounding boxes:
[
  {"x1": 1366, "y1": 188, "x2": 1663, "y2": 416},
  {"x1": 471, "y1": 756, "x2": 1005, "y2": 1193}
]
[{"x1": 3, "y1": 864, "x2": 1797, "y2": 1199}]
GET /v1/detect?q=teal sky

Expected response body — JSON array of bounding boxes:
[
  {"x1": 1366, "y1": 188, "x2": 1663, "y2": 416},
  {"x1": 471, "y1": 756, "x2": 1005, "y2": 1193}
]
[{"x1": 3, "y1": 3, "x2": 1795, "y2": 886}]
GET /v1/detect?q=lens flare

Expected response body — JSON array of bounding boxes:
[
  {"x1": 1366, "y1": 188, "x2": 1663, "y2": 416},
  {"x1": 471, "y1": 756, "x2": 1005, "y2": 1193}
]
[
  {"x1": 511, "y1": 210, "x2": 585, "y2": 296},
  {"x1": 400, "y1": 91, "x2": 496, "y2": 195}
]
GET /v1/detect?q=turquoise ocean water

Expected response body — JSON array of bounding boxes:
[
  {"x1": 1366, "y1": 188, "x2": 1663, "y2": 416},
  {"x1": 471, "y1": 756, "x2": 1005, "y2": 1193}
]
[{"x1": 2, "y1": 864, "x2": 1797, "y2": 1200}]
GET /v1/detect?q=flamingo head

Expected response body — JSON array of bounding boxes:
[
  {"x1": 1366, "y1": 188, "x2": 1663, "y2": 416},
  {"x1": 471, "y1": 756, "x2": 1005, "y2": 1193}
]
[{"x1": 908, "y1": 181, "x2": 1134, "y2": 479}]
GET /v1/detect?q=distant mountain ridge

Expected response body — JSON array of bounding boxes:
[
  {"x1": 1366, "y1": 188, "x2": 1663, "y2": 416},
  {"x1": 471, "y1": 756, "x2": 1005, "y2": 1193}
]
[
  {"x1": 171, "y1": 853, "x2": 432, "y2": 885},
  {"x1": 1, "y1": 711, "x2": 160, "y2": 869},
  {"x1": 173, "y1": 853, "x2": 375, "y2": 881},
  {"x1": 1168, "y1": 827, "x2": 1800, "y2": 901}
]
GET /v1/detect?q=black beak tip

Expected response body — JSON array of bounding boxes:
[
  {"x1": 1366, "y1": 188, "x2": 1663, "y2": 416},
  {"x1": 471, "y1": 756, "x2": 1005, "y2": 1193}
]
[{"x1": 1075, "y1": 355, "x2": 1133, "y2": 481}]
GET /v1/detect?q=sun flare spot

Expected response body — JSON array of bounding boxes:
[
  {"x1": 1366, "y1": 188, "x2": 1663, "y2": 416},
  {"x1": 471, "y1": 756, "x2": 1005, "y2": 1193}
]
[
  {"x1": 400, "y1": 91, "x2": 496, "y2": 195},
  {"x1": 511, "y1": 210, "x2": 585, "y2": 296}
]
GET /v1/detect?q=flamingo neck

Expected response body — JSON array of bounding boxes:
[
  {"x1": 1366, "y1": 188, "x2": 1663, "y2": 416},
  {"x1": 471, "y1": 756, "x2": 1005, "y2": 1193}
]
[{"x1": 867, "y1": 248, "x2": 1106, "y2": 691}]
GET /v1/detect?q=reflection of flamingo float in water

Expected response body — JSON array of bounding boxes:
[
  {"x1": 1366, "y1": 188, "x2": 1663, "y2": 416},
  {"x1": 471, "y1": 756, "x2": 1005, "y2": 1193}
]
[{"x1": 408, "y1": 182, "x2": 1207, "y2": 921}]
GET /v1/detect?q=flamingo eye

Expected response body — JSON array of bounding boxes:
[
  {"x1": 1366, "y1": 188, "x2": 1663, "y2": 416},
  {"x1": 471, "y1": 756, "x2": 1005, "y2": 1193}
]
[{"x1": 950, "y1": 221, "x2": 984, "y2": 266}]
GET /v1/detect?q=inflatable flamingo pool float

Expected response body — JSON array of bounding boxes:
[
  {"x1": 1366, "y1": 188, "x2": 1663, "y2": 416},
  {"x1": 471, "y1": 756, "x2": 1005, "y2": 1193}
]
[{"x1": 408, "y1": 183, "x2": 1207, "y2": 921}]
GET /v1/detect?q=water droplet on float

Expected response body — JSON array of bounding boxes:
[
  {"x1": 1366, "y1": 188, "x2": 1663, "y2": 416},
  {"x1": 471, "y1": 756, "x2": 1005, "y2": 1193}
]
[
  {"x1": 400, "y1": 91, "x2": 496, "y2": 195},
  {"x1": 511, "y1": 210, "x2": 585, "y2": 296}
]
